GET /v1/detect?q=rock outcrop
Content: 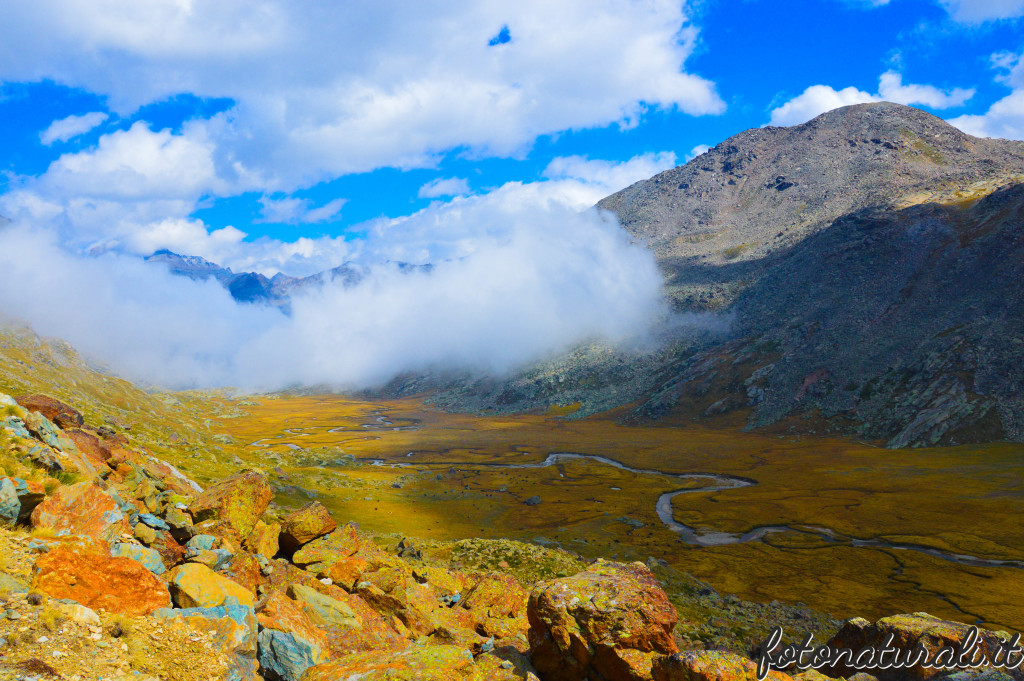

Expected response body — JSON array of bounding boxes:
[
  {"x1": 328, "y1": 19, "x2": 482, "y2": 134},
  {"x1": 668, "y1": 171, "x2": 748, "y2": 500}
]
[{"x1": 528, "y1": 560, "x2": 680, "y2": 681}]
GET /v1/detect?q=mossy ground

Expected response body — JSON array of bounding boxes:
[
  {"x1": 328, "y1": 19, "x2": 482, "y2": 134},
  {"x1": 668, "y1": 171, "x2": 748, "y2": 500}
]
[{"x1": 197, "y1": 393, "x2": 1024, "y2": 633}]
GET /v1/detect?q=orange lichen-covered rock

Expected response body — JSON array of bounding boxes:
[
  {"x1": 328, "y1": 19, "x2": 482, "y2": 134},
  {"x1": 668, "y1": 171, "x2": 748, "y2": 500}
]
[
  {"x1": 188, "y1": 469, "x2": 273, "y2": 542},
  {"x1": 291, "y1": 523, "x2": 366, "y2": 571},
  {"x1": 258, "y1": 591, "x2": 333, "y2": 652},
  {"x1": 65, "y1": 429, "x2": 113, "y2": 468},
  {"x1": 256, "y1": 581, "x2": 408, "y2": 656},
  {"x1": 226, "y1": 550, "x2": 263, "y2": 594},
  {"x1": 30, "y1": 481, "x2": 128, "y2": 545},
  {"x1": 462, "y1": 572, "x2": 530, "y2": 639},
  {"x1": 528, "y1": 560, "x2": 679, "y2": 681},
  {"x1": 280, "y1": 501, "x2": 337, "y2": 553},
  {"x1": 653, "y1": 650, "x2": 794, "y2": 681},
  {"x1": 168, "y1": 563, "x2": 256, "y2": 609},
  {"x1": 245, "y1": 519, "x2": 281, "y2": 558},
  {"x1": 822, "y1": 613, "x2": 1008, "y2": 681},
  {"x1": 14, "y1": 394, "x2": 84, "y2": 429},
  {"x1": 32, "y1": 547, "x2": 171, "y2": 615},
  {"x1": 301, "y1": 644, "x2": 525, "y2": 681},
  {"x1": 324, "y1": 555, "x2": 371, "y2": 590}
]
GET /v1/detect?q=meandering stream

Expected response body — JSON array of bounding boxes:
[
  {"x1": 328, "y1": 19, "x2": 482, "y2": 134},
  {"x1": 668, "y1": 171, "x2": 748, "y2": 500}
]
[
  {"x1": 250, "y1": 431, "x2": 1024, "y2": 570},
  {"x1": 400, "y1": 451, "x2": 1024, "y2": 570}
]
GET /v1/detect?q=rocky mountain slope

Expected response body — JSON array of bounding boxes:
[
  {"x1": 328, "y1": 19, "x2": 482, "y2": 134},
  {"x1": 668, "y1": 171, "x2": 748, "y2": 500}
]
[
  {"x1": 598, "y1": 102, "x2": 1024, "y2": 310},
  {"x1": 421, "y1": 103, "x2": 1024, "y2": 449},
  {"x1": 600, "y1": 103, "x2": 1024, "y2": 448}
]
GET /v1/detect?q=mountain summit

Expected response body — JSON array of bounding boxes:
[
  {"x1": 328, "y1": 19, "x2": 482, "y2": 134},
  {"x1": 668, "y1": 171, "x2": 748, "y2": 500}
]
[{"x1": 599, "y1": 102, "x2": 1024, "y2": 308}]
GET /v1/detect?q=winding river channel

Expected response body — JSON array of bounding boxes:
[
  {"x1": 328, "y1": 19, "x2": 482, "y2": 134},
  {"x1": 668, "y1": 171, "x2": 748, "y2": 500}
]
[
  {"x1": 250, "y1": 428, "x2": 1024, "y2": 571},
  {"x1": 398, "y1": 451, "x2": 1024, "y2": 570}
]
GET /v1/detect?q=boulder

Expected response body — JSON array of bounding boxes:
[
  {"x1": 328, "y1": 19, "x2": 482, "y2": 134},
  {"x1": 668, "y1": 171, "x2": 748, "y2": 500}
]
[
  {"x1": 279, "y1": 501, "x2": 337, "y2": 553},
  {"x1": 188, "y1": 534, "x2": 219, "y2": 552},
  {"x1": 0, "y1": 477, "x2": 19, "y2": 527},
  {"x1": 156, "y1": 604, "x2": 259, "y2": 681},
  {"x1": 65, "y1": 429, "x2": 112, "y2": 469},
  {"x1": 653, "y1": 650, "x2": 794, "y2": 681},
  {"x1": 257, "y1": 592, "x2": 332, "y2": 681},
  {"x1": 528, "y1": 560, "x2": 679, "y2": 681},
  {"x1": 822, "y1": 613, "x2": 1013, "y2": 681},
  {"x1": 462, "y1": 573, "x2": 530, "y2": 639},
  {"x1": 30, "y1": 481, "x2": 128, "y2": 545},
  {"x1": 291, "y1": 522, "x2": 364, "y2": 571},
  {"x1": 21, "y1": 410, "x2": 68, "y2": 451},
  {"x1": 168, "y1": 563, "x2": 256, "y2": 609},
  {"x1": 245, "y1": 519, "x2": 281, "y2": 558},
  {"x1": 289, "y1": 583, "x2": 361, "y2": 629},
  {"x1": 270, "y1": 580, "x2": 409, "y2": 656},
  {"x1": 324, "y1": 556, "x2": 371, "y2": 591},
  {"x1": 1, "y1": 477, "x2": 45, "y2": 521},
  {"x1": 165, "y1": 505, "x2": 195, "y2": 541},
  {"x1": 14, "y1": 395, "x2": 84, "y2": 429},
  {"x1": 225, "y1": 551, "x2": 262, "y2": 593},
  {"x1": 188, "y1": 469, "x2": 273, "y2": 542},
  {"x1": 110, "y1": 542, "x2": 166, "y2": 575},
  {"x1": 301, "y1": 644, "x2": 525, "y2": 681},
  {"x1": 32, "y1": 547, "x2": 171, "y2": 615}
]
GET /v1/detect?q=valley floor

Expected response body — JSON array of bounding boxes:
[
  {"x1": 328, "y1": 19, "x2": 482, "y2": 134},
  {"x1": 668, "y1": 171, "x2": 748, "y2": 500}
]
[{"x1": 190, "y1": 394, "x2": 1024, "y2": 633}]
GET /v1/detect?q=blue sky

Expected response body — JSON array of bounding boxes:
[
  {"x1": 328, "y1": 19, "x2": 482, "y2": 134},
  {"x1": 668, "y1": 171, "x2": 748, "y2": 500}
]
[{"x1": 1, "y1": 0, "x2": 1023, "y2": 277}]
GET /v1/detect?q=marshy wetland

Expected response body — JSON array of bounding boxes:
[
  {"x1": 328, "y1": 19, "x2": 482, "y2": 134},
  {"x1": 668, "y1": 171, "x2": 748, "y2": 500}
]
[{"x1": 198, "y1": 394, "x2": 1024, "y2": 632}]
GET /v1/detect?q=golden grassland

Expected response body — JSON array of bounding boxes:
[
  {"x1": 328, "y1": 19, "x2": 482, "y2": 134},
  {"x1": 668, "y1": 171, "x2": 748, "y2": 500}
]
[{"x1": 200, "y1": 394, "x2": 1024, "y2": 632}]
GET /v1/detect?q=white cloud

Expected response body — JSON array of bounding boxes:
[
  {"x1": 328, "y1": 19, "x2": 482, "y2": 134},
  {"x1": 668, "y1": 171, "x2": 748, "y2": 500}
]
[
  {"x1": 939, "y1": 0, "x2": 1024, "y2": 22},
  {"x1": 685, "y1": 144, "x2": 711, "y2": 160},
  {"x1": 769, "y1": 71, "x2": 975, "y2": 126},
  {"x1": 257, "y1": 196, "x2": 347, "y2": 224},
  {"x1": 39, "y1": 111, "x2": 109, "y2": 144},
  {"x1": 0, "y1": 1, "x2": 723, "y2": 188},
  {"x1": 418, "y1": 177, "x2": 471, "y2": 199},
  {"x1": 0, "y1": 193, "x2": 666, "y2": 390},
  {"x1": 877, "y1": 71, "x2": 974, "y2": 108},
  {"x1": 0, "y1": 144, "x2": 675, "y2": 279},
  {"x1": 769, "y1": 85, "x2": 879, "y2": 126},
  {"x1": 947, "y1": 51, "x2": 1024, "y2": 140},
  {"x1": 538, "y1": 152, "x2": 678, "y2": 208}
]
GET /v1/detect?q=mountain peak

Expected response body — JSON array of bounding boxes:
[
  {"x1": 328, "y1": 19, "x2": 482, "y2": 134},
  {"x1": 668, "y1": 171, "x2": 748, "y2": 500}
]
[{"x1": 598, "y1": 104, "x2": 1024, "y2": 299}]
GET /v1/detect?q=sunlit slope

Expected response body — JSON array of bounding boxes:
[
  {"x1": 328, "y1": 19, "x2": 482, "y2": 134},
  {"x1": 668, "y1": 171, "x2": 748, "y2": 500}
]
[{"x1": 0, "y1": 322, "x2": 239, "y2": 471}]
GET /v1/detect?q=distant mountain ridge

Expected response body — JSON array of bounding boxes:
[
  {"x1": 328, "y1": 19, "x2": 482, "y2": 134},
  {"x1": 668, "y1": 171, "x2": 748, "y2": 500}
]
[{"x1": 145, "y1": 250, "x2": 429, "y2": 307}]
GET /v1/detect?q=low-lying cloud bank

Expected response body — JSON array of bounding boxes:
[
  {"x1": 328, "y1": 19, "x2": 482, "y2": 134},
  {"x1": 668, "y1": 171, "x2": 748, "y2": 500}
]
[{"x1": 0, "y1": 196, "x2": 667, "y2": 392}]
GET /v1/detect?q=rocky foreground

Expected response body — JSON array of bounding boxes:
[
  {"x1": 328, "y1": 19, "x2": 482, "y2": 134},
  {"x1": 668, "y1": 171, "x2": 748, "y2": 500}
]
[{"x1": 1, "y1": 391, "x2": 1020, "y2": 681}]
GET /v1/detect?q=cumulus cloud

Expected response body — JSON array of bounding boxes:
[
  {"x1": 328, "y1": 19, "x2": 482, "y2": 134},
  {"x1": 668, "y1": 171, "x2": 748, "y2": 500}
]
[
  {"x1": 769, "y1": 85, "x2": 878, "y2": 126},
  {"x1": 685, "y1": 144, "x2": 711, "y2": 160},
  {"x1": 877, "y1": 71, "x2": 974, "y2": 108},
  {"x1": 0, "y1": 1, "x2": 722, "y2": 189},
  {"x1": 538, "y1": 152, "x2": 678, "y2": 209},
  {"x1": 947, "y1": 51, "x2": 1024, "y2": 140},
  {"x1": 418, "y1": 177, "x2": 471, "y2": 199},
  {"x1": 769, "y1": 71, "x2": 974, "y2": 126},
  {"x1": 257, "y1": 196, "x2": 347, "y2": 224},
  {"x1": 39, "y1": 111, "x2": 109, "y2": 144},
  {"x1": 0, "y1": 195, "x2": 666, "y2": 390},
  {"x1": 938, "y1": 0, "x2": 1024, "y2": 22}
]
